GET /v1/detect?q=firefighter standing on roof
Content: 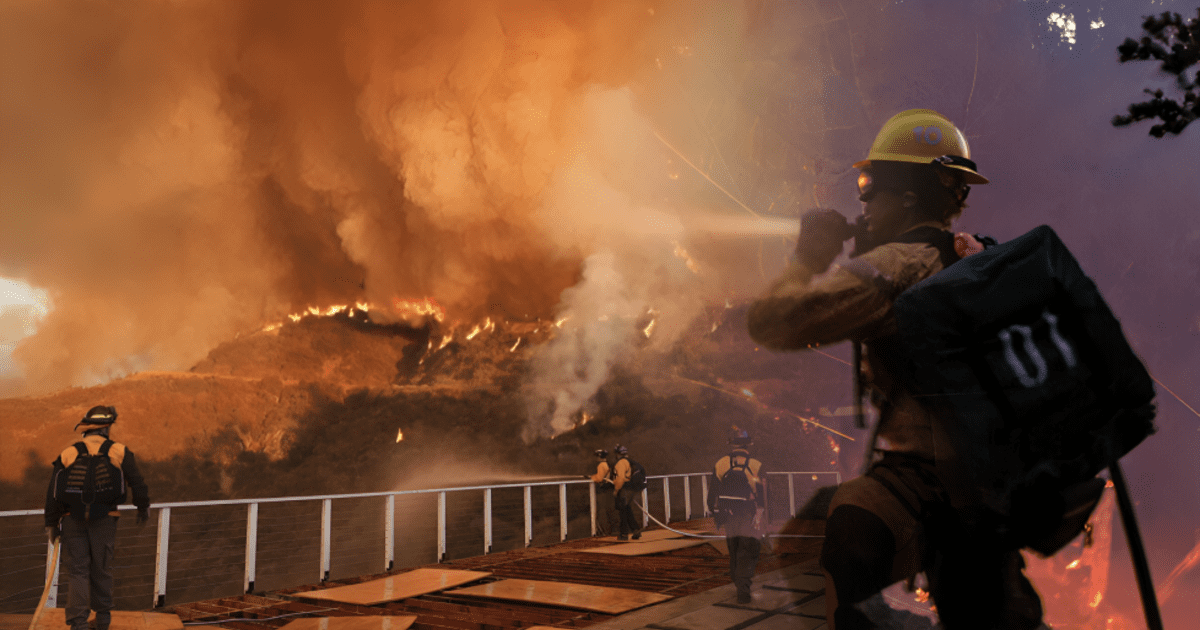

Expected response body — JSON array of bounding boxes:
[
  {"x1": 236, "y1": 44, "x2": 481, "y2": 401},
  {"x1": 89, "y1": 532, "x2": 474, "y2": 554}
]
[
  {"x1": 748, "y1": 110, "x2": 1047, "y2": 630},
  {"x1": 45, "y1": 406, "x2": 150, "y2": 630},
  {"x1": 611, "y1": 445, "x2": 643, "y2": 541},
  {"x1": 708, "y1": 428, "x2": 766, "y2": 605}
]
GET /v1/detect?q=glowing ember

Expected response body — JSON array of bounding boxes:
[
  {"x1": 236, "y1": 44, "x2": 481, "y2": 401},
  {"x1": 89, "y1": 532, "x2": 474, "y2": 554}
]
[
  {"x1": 395, "y1": 428, "x2": 404, "y2": 443},
  {"x1": 510, "y1": 337, "x2": 522, "y2": 352},
  {"x1": 437, "y1": 335, "x2": 452, "y2": 350},
  {"x1": 672, "y1": 242, "x2": 700, "y2": 273},
  {"x1": 642, "y1": 318, "x2": 657, "y2": 338}
]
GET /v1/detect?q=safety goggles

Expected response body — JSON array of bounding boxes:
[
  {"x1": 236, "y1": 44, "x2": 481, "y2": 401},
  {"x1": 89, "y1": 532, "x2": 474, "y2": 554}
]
[{"x1": 857, "y1": 171, "x2": 895, "y2": 202}]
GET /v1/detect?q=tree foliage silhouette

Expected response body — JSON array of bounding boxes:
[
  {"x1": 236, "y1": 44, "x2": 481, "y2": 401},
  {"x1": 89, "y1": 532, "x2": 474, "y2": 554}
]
[{"x1": 1112, "y1": 8, "x2": 1199, "y2": 137}]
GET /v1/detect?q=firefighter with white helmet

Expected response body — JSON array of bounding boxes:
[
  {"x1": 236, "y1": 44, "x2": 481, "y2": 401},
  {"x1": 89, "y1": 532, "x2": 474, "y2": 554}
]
[{"x1": 748, "y1": 110, "x2": 1047, "y2": 629}]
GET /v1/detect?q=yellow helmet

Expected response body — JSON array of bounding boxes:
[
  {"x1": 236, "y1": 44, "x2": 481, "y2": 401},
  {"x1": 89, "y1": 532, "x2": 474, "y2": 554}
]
[{"x1": 854, "y1": 109, "x2": 989, "y2": 184}]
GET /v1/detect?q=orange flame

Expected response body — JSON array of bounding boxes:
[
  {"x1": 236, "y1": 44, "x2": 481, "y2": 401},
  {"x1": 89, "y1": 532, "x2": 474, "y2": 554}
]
[
  {"x1": 395, "y1": 428, "x2": 404, "y2": 443},
  {"x1": 392, "y1": 297, "x2": 445, "y2": 322}
]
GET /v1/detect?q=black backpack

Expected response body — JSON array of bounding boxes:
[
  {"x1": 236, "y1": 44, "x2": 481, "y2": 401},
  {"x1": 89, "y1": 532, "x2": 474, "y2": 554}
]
[
  {"x1": 625, "y1": 458, "x2": 647, "y2": 491},
  {"x1": 886, "y1": 225, "x2": 1156, "y2": 522},
  {"x1": 715, "y1": 455, "x2": 756, "y2": 514},
  {"x1": 54, "y1": 440, "x2": 126, "y2": 519}
]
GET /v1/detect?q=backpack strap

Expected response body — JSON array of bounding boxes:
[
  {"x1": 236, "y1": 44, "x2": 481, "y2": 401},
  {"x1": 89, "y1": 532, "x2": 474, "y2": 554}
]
[
  {"x1": 73, "y1": 442, "x2": 88, "y2": 457},
  {"x1": 891, "y1": 226, "x2": 960, "y2": 268},
  {"x1": 98, "y1": 439, "x2": 114, "y2": 457}
]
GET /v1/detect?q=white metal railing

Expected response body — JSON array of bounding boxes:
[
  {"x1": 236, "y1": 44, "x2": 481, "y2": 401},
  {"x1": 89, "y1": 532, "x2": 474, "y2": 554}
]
[{"x1": 1, "y1": 470, "x2": 838, "y2": 611}]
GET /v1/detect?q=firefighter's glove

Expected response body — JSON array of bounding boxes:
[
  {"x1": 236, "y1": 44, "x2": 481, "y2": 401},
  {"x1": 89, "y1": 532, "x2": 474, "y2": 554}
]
[
  {"x1": 797, "y1": 209, "x2": 853, "y2": 271},
  {"x1": 46, "y1": 525, "x2": 61, "y2": 544},
  {"x1": 136, "y1": 508, "x2": 150, "y2": 526}
]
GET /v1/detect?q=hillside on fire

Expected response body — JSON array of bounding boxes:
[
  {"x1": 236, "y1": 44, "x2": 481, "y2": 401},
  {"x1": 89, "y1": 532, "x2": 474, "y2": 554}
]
[{"x1": 0, "y1": 301, "x2": 855, "y2": 510}]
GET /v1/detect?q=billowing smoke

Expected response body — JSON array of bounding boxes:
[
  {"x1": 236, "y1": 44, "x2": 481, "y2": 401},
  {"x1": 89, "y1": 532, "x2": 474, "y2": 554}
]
[{"x1": 0, "y1": 0, "x2": 727, "y2": 396}]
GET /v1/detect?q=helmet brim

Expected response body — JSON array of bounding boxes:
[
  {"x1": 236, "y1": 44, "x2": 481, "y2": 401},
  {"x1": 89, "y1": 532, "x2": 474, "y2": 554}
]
[{"x1": 854, "y1": 158, "x2": 989, "y2": 185}]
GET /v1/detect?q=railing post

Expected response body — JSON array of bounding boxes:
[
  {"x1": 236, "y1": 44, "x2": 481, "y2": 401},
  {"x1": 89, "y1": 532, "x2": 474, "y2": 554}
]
[
  {"x1": 523, "y1": 486, "x2": 532, "y2": 548},
  {"x1": 589, "y1": 482, "x2": 597, "y2": 536},
  {"x1": 683, "y1": 475, "x2": 692, "y2": 521},
  {"x1": 244, "y1": 503, "x2": 258, "y2": 593},
  {"x1": 320, "y1": 499, "x2": 332, "y2": 582},
  {"x1": 385, "y1": 494, "x2": 395, "y2": 571},
  {"x1": 788, "y1": 473, "x2": 796, "y2": 518},
  {"x1": 662, "y1": 477, "x2": 671, "y2": 525},
  {"x1": 559, "y1": 483, "x2": 568, "y2": 542},
  {"x1": 641, "y1": 487, "x2": 649, "y2": 528},
  {"x1": 437, "y1": 492, "x2": 447, "y2": 562},
  {"x1": 484, "y1": 488, "x2": 493, "y2": 554},
  {"x1": 45, "y1": 536, "x2": 61, "y2": 608},
  {"x1": 701, "y1": 475, "x2": 710, "y2": 516},
  {"x1": 153, "y1": 507, "x2": 170, "y2": 608}
]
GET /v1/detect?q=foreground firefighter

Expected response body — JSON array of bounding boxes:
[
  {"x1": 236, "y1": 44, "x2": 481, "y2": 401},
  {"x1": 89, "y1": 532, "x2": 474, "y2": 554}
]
[
  {"x1": 748, "y1": 109, "x2": 1156, "y2": 629},
  {"x1": 708, "y1": 428, "x2": 766, "y2": 604},
  {"x1": 45, "y1": 406, "x2": 151, "y2": 630}
]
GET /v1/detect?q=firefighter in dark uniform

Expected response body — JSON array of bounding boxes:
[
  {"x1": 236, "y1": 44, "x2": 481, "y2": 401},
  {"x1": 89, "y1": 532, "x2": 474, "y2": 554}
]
[
  {"x1": 709, "y1": 428, "x2": 765, "y2": 604},
  {"x1": 45, "y1": 406, "x2": 150, "y2": 630},
  {"x1": 748, "y1": 110, "x2": 1047, "y2": 629}
]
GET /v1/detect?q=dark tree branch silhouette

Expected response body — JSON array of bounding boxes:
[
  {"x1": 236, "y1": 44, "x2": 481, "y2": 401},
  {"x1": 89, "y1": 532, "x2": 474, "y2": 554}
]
[{"x1": 1112, "y1": 8, "x2": 1199, "y2": 137}]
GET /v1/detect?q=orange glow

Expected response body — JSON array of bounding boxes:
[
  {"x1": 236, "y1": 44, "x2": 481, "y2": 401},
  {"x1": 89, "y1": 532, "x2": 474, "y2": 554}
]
[
  {"x1": 392, "y1": 297, "x2": 445, "y2": 323},
  {"x1": 395, "y1": 428, "x2": 404, "y2": 443}
]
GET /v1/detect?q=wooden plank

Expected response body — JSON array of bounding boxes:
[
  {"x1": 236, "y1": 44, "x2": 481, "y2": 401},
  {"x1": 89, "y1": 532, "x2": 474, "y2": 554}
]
[
  {"x1": 278, "y1": 617, "x2": 417, "y2": 630},
  {"x1": 26, "y1": 610, "x2": 182, "y2": 630},
  {"x1": 580, "y1": 538, "x2": 708, "y2": 556},
  {"x1": 294, "y1": 568, "x2": 491, "y2": 605},
  {"x1": 447, "y1": 578, "x2": 671, "y2": 614}
]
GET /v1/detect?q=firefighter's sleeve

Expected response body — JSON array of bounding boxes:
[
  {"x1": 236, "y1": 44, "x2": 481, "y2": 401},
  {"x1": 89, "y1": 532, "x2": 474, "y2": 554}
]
[
  {"x1": 121, "y1": 449, "x2": 151, "y2": 510},
  {"x1": 754, "y1": 463, "x2": 766, "y2": 509},
  {"x1": 44, "y1": 459, "x2": 66, "y2": 527},
  {"x1": 612, "y1": 459, "x2": 630, "y2": 492}
]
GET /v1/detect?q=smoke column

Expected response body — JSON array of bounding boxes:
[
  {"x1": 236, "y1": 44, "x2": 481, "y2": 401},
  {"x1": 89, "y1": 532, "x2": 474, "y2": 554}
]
[{"x1": 0, "y1": 0, "x2": 724, "y2": 395}]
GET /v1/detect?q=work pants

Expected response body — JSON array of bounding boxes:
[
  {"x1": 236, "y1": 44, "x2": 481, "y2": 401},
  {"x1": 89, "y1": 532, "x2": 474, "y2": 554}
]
[
  {"x1": 615, "y1": 487, "x2": 641, "y2": 536},
  {"x1": 61, "y1": 515, "x2": 118, "y2": 630},
  {"x1": 820, "y1": 455, "x2": 1043, "y2": 630},
  {"x1": 723, "y1": 508, "x2": 761, "y2": 600}
]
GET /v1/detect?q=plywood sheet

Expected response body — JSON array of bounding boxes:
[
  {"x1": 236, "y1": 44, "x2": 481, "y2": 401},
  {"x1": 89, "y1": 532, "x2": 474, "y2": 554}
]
[
  {"x1": 295, "y1": 568, "x2": 491, "y2": 604},
  {"x1": 581, "y1": 538, "x2": 708, "y2": 556},
  {"x1": 448, "y1": 578, "x2": 671, "y2": 614},
  {"x1": 28, "y1": 610, "x2": 182, "y2": 630},
  {"x1": 278, "y1": 617, "x2": 417, "y2": 630}
]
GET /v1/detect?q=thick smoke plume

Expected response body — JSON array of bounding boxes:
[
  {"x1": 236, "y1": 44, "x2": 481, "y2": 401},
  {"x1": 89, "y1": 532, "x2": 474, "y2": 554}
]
[{"x1": 1, "y1": 0, "x2": 728, "y2": 401}]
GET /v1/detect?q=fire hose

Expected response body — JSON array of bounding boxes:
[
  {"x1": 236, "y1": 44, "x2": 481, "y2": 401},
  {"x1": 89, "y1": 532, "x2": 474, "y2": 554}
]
[
  {"x1": 28, "y1": 539, "x2": 60, "y2": 630},
  {"x1": 632, "y1": 499, "x2": 823, "y2": 539}
]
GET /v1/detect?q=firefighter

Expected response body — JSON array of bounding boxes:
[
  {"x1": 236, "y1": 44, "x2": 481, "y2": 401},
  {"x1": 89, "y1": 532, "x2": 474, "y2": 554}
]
[
  {"x1": 45, "y1": 406, "x2": 151, "y2": 630},
  {"x1": 611, "y1": 445, "x2": 643, "y2": 541},
  {"x1": 747, "y1": 109, "x2": 1046, "y2": 629},
  {"x1": 589, "y1": 449, "x2": 615, "y2": 535},
  {"x1": 708, "y1": 428, "x2": 766, "y2": 604}
]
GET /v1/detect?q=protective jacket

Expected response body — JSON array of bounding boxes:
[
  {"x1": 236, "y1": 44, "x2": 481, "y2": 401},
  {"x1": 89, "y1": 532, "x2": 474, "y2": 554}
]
[
  {"x1": 708, "y1": 448, "x2": 765, "y2": 513},
  {"x1": 748, "y1": 221, "x2": 954, "y2": 462},
  {"x1": 45, "y1": 433, "x2": 150, "y2": 526},
  {"x1": 591, "y1": 460, "x2": 611, "y2": 485},
  {"x1": 611, "y1": 457, "x2": 631, "y2": 492}
]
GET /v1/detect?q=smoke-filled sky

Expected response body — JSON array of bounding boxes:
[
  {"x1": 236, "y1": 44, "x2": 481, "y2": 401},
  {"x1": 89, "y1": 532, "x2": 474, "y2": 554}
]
[{"x1": 2, "y1": 0, "x2": 1198, "y2": 620}]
